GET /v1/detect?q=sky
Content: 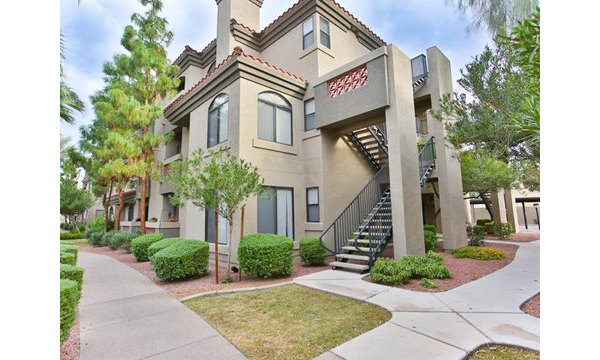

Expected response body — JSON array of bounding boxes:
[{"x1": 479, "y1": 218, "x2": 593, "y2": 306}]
[{"x1": 59, "y1": 0, "x2": 491, "y2": 143}]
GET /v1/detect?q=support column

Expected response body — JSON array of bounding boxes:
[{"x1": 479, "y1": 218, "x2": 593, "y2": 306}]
[
  {"x1": 385, "y1": 45, "x2": 425, "y2": 258},
  {"x1": 426, "y1": 47, "x2": 467, "y2": 250},
  {"x1": 503, "y1": 188, "x2": 520, "y2": 233},
  {"x1": 464, "y1": 199, "x2": 473, "y2": 225},
  {"x1": 490, "y1": 190, "x2": 508, "y2": 223}
]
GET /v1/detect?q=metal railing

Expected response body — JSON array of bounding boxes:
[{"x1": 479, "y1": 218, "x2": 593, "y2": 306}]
[
  {"x1": 418, "y1": 136, "x2": 436, "y2": 186},
  {"x1": 318, "y1": 165, "x2": 390, "y2": 255}
]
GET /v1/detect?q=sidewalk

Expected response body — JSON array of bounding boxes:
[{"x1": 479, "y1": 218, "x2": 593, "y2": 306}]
[
  {"x1": 296, "y1": 240, "x2": 540, "y2": 360},
  {"x1": 78, "y1": 252, "x2": 246, "y2": 360}
]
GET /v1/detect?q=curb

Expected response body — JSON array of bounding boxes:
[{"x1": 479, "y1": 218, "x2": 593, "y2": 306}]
[{"x1": 180, "y1": 281, "x2": 294, "y2": 302}]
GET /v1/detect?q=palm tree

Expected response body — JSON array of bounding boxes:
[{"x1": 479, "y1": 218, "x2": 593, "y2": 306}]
[
  {"x1": 60, "y1": 33, "x2": 84, "y2": 124},
  {"x1": 452, "y1": 0, "x2": 539, "y2": 34}
]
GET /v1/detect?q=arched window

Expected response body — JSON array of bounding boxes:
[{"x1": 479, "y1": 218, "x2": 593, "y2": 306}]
[
  {"x1": 258, "y1": 92, "x2": 292, "y2": 145},
  {"x1": 208, "y1": 94, "x2": 229, "y2": 147}
]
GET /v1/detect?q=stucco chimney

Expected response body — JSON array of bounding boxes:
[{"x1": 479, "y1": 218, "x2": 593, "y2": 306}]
[{"x1": 215, "y1": 0, "x2": 263, "y2": 62}]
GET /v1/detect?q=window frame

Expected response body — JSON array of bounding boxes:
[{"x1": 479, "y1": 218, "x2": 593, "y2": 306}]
[
  {"x1": 257, "y1": 92, "x2": 293, "y2": 146},
  {"x1": 319, "y1": 16, "x2": 331, "y2": 49},
  {"x1": 302, "y1": 16, "x2": 315, "y2": 49},
  {"x1": 306, "y1": 187, "x2": 320, "y2": 223},
  {"x1": 304, "y1": 99, "x2": 316, "y2": 131},
  {"x1": 207, "y1": 94, "x2": 229, "y2": 148},
  {"x1": 258, "y1": 186, "x2": 295, "y2": 239}
]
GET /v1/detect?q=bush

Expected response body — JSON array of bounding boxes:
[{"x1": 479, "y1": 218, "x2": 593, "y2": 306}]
[
  {"x1": 60, "y1": 232, "x2": 85, "y2": 240},
  {"x1": 114, "y1": 231, "x2": 139, "y2": 252},
  {"x1": 424, "y1": 229, "x2": 438, "y2": 252},
  {"x1": 476, "y1": 218, "x2": 493, "y2": 226},
  {"x1": 494, "y1": 222, "x2": 514, "y2": 239},
  {"x1": 60, "y1": 264, "x2": 84, "y2": 293},
  {"x1": 60, "y1": 252, "x2": 76, "y2": 265},
  {"x1": 451, "y1": 246, "x2": 505, "y2": 260},
  {"x1": 467, "y1": 224, "x2": 486, "y2": 246},
  {"x1": 88, "y1": 230, "x2": 104, "y2": 247},
  {"x1": 370, "y1": 257, "x2": 411, "y2": 285},
  {"x1": 60, "y1": 279, "x2": 80, "y2": 344},
  {"x1": 484, "y1": 222, "x2": 496, "y2": 234},
  {"x1": 60, "y1": 244, "x2": 79, "y2": 263},
  {"x1": 131, "y1": 233, "x2": 164, "y2": 262},
  {"x1": 400, "y1": 255, "x2": 452, "y2": 279},
  {"x1": 238, "y1": 234, "x2": 293, "y2": 279},
  {"x1": 101, "y1": 230, "x2": 117, "y2": 247},
  {"x1": 86, "y1": 216, "x2": 106, "y2": 237},
  {"x1": 148, "y1": 238, "x2": 183, "y2": 258},
  {"x1": 299, "y1": 237, "x2": 326, "y2": 266},
  {"x1": 150, "y1": 240, "x2": 209, "y2": 281},
  {"x1": 419, "y1": 278, "x2": 438, "y2": 289},
  {"x1": 424, "y1": 225, "x2": 437, "y2": 234}
]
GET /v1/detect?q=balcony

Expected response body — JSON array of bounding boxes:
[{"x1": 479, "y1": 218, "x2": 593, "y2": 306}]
[{"x1": 164, "y1": 131, "x2": 183, "y2": 162}]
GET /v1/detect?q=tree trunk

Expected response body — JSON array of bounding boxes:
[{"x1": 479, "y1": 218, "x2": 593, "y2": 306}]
[
  {"x1": 140, "y1": 176, "x2": 147, "y2": 235},
  {"x1": 239, "y1": 206, "x2": 245, "y2": 281},
  {"x1": 214, "y1": 208, "x2": 219, "y2": 284},
  {"x1": 480, "y1": 192, "x2": 494, "y2": 220},
  {"x1": 115, "y1": 189, "x2": 124, "y2": 231},
  {"x1": 226, "y1": 219, "x2": 233, "y2": 279},
  {"x1": 104, "y1": 182, "x2": 113, "y2": 233}
]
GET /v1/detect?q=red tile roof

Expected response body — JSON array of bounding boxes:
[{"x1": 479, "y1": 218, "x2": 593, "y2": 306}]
[
  {"x1": 173, "y1": 39, "x2": 216, "y2": 65},
  {"x1": 164, "y1": 47, "x2": 307, "y2": 113}
]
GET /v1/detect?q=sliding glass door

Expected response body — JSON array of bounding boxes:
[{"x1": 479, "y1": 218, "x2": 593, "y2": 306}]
[{"x1": 258, "y1": 187, "x2": 294, "y2": 239}]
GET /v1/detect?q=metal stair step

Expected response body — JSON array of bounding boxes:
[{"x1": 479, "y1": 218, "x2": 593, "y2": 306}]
[
  {"x1": 347, "y1": 239, "x2": 382, "y2": 244},
  {"x1": 342, "y1": 246, "x2": 370, "y2": 252},
  {"x1": 331, "y1": 261, "x2": 370, "y2": 271},
  {"x1": 335, "y1": 254, "x2": 371, "y2": 261}
]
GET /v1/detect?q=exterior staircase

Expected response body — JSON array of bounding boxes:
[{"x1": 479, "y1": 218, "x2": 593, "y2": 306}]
[{"x1": 345, "y1": 124, "x2": 388, "y2": 170}]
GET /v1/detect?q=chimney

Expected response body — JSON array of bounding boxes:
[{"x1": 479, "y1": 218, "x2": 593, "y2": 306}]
[{"x1": 215, "y1": 0, "x2": 263, "y2": 62}]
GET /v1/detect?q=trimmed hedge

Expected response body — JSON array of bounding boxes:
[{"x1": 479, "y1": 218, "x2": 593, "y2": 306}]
[
  {"x1": 451, "y1": 246, "x2": 505, "y2": 260},
  {"x1": 60, "y1": 279, "x2": 80, "y2": 344},
  {"x1": 60, "y1": 252, "x2": 76, "y2": 265},
  {"x1": 476, "y1": 218, "x2": 493, "y2": 226},
  {"x1": 60, "y1": 232, "x2": 85, "y2": 240},
  {"x1": 299, "y1": 237, "x2": 326, "y2": 266},
  {"x1": 60, "y1": 264, "x2": 84, "y2": 293},
  {"x1": 238, "y1": 234, "x2": 293, "y2": 279},
  {"x1": 484, "y1": 222, "x2": 496, "y2": 234},
  {"x1": 88, "y1": 230, "x2": 104, "y2": 247},
  {"x1": 131, "y1": 233, "x2": 164, "y2": 262},
  {"x1": 370, "y1": 257, "x2": 411, "y2": 285},
  {"x1": 150, "y1": 240, "x2": 209, "y2": 281},
  {"x1": 60, "y1": 244, "x2": 79, "y2": 263},
  {"x1": 148, "y1": 238, "x2": 183, "y2": 258},
  {"x1": 119, "y1": 231, "x2": 140, "y2": 253},
  {"x1": 424, "y1": 229, "x2": 437, "y2": 253},
  {"x1": 101, "y1": 230, "x2": 117, "y2": 247}
]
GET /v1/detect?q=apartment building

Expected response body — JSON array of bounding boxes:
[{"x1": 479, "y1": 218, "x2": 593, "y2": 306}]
[{"x1": 114, "y1": 0, "x2": 468, "y2": 271}]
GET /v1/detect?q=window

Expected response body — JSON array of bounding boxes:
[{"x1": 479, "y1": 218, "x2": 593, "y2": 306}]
[
  {"x1": 306, "y1": 187, "x2": 320, "y2": 222},
  {"x1": 177, "y1": 76, "x2": 185, "y2": 92},
  {"x1": 205, "y1": 209, "x2": 228, "y2": 245},
  {"x1": 302, "y1": 17, "x2": 314, "y2": 49},
  {"x1": 127, "y1": 205, "x2": 134, "y2": 221},
  {"x1": 208, "y1": 60, "x2": 216, "y2": 73},
  {"x1": 208, "y1": 94, "x2": 229, "y2": 147},
  {"x1": 320, "y1": 16, "x2": 331, "y2": 48},
  {"x1": 258, "y1": 92, "x2": 292, "y2": 145},
  {"x1": 258, "y1": 187, "x2": 294, "y2": 239},
  {"x1": 304, "y1": 99, "x2": 315, "y2": 131}
]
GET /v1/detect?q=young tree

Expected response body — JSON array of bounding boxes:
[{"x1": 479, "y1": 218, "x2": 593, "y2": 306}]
[
  {"x1": 166, "y1": 148, "x2": 224, "y2": 283},
  {"x1": 60, "y1": 146, "x2": 94, "y2": 223},
  {"x1": 101, "y1": 0, "x2": 180, "y2": 234}
]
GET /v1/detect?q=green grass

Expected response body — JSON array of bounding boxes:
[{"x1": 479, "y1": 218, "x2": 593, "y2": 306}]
[
  {"x1": 468, "y1": 345, "x2": 540, "y2": 360},
  {"x1": 185, "y1": 285, "x2": 390, "y2": 360}
]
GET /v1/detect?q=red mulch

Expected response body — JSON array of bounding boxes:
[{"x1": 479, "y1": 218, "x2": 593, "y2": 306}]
[
  {"x1": 80, "y1": 245, "x2": 331, "y2": 299},
  {"x1": 521, "y1": 293, "x2": 540, "y2": 318},
  {"x1": 485, "y1": 230, "x2": 540, "y2": 243},
  {"x1": 60, "y1": 314, "x2": 79, "y2": 360},
  {"x1": 366, "y1": 243, "x2": 518, "y2": 292}
]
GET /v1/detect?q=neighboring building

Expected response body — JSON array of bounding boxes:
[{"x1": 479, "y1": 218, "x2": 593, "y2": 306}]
[
  {"x1": 118, "y1": 0, "x2": 468, "y2": 271},
  {"x1": 466, "y1": 189, "x2": 541, "y2": 231}
]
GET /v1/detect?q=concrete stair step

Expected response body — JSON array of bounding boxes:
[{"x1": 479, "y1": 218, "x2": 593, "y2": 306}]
[
  {"x1": 331, "y1": 261, "x2": 370, "y2": 271},
  {"x1": 342, "y1": 246, "x2": 370, "y2": 253},
  {"x1": 335, "y1": 254, "x2": 370, "y2": 261}
]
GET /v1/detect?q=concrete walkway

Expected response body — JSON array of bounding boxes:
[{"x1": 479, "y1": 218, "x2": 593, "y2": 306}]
[
  {"x1": 78, "y1": 252, "x2": 246, "y2": 360},
  {"x1": 296, "y1": 240, "x2": 540, "y2": 360}
]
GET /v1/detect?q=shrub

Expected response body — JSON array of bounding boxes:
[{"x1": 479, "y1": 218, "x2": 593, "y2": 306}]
[
  {"x1": 476, "y1": 218, "x2": 493, "y2": 226},
  {"x1": 101, "y1": 230, "x2": 117, "y2": 247},
  {"x1": 60, "y1": 232, "x2": 85, "y2": 240},
  {"x1": 426, "y1": 250, "x2": 443, "y2": 263},
  {"x1": 148, "y1": 238, "x2": 183, "y2": 258},
  {"x1": 60, "y1": 279, "x2": 80, "y2": 344},
  {"x1": 467, "y1": 224, "x2": 486, "y2": 246},
  {"x1": 238, "y1": 234, "x2": 293, "y2": 279},
  {"x1": 60, "y1": 264, "x2": 84, "y2": 293},
  {"x1": 88, "y1": 230, "x2": 104, "y2": 247},
  {"x1": 150, "y1": 240, "x2": 209, "y2": 281},
  {"x1": 60, "y1": 244, "x2": 79, "y2": 263},
  {"x1": 299, "y1": 237, "x2": 326, "y2": 266},
  {"x1": 494, "y1": 222, "x2": 514, "y2": 239},
  {"x1": 484, "y1": 222, "x2": 496, "y2": 234},
  {"x1": 400, "y1": 254, "x2": 452, "y2": 279},
  {"x1": 419, "y1": 278, "x2": 438, "y2": 289},
  {"x1": 131, "y1": 233, "x2": 164, "y2": 261},
  {"x1": 114, "y1": 231, "x2": 139, "y2": 252},
  {"x1": 451, "y1": 246, "x2": 505, "y2": 260},
  {"x1": 60, "y1": 252, "x2": 76, "y2": 265},
  {"x1": 61, "y1": 240, "x2": 74, "y2": 245},
  {"x1": 370, "y1": 257, "x2": 411, "y2": 285},
  {"x1": 424, "y1": 225, "x2": 437, "y2": 234},
  {"x1": 424, "y1": 229, "x2": 438, "y2": 252},
  {"x1": 86, "y1": 216, "x2": 106, "y2": 237}
]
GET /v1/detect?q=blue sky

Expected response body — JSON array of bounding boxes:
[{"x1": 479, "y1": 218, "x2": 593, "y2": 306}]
[{"x1": 60, "y1": 0, "x2": 490, "y2": 142}]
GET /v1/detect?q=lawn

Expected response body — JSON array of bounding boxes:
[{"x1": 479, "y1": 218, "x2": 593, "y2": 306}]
[
  {"x1": 185, "y1": 284, "x2": 391, "y2": 360},
  {"x1": 468, "y1": 345, "x2": 540, "y2": 360}
]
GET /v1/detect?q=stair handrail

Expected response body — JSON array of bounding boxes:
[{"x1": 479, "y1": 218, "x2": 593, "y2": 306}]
[
  {"x1": 351, "y1": 185, "x2": 392, "y2": 261},
  {"x1": 318, "y1": 165, "x2": 390, "y2": 255},
  {"x1": 418, "y1": 136, "x2": 436, "y2": 185}
]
